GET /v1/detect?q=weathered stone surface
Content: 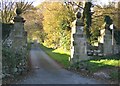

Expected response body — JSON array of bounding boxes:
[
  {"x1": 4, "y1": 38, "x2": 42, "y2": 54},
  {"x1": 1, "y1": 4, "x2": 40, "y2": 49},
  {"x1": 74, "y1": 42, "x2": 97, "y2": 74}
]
[
  {"x1": 2, "y1": 74, "x2": 6, "y2": 79},
  {"x1": 13, "y1": 15, "x2": 25, "y2": 22},
  {"x1": 93, "y1": 72, "x2": 111, "y2": 79},
  {"x1": 103, "y1": 29, "x2": 112, "y2": 55},
  {"x1": 71, "y1": 17, "x2": 89, "y2": 64},
  {"x1": 98, "y1": 24, "x2": 120, "y2": 56}
]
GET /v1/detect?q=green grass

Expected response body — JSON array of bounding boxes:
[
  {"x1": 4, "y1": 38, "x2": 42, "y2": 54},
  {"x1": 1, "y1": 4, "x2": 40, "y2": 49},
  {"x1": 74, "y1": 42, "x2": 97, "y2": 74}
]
[
  {"x1": 53, "y1": 48, "x2": 70, "y2": 55},
  {"x1": 81, "y1": 56, "x2": 119, "y2": 80},
  {"x1": 84, "y1": 59, "x2": 120, "y2": 72},
  {"x1": 40, "y1": 44, "x2": 70, "y2": 68},
  {"x1": 90, "y1": 59, "x2": 120, "y2": 67},
  {"x1": 71, "y1": 55, "x2": 120, "y2": 80},
  {"x1": 110, "y1": 71, "x2": 119, "y2": 80}
]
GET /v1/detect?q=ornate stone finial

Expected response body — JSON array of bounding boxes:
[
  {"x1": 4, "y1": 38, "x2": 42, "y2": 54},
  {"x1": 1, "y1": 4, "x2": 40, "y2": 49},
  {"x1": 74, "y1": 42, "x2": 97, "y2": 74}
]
[
  {"x1": 16, "y1": 8, "x2": 22, "y2": 15},
  {"x1": 76, "y1": 12, "x2": 81, "y2": 19},
  {"x1": 76, "y1": 12, "x2": 84, "y2": 26},
  {"x1": 13, "y1": 8, "x2": 25, "y2": 23},
  {"x1": 104, "y1": 15, "x2": 113, "y2": 25},
  {"x1": 104, "y1": 15, "x2": 113, "y2": 31}
]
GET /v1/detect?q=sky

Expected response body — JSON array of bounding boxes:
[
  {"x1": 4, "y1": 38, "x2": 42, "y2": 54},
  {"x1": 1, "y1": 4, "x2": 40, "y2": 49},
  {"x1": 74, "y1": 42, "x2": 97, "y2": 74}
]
[
  {"x1": 32, "y1": 0, "x2": 119, "y2": 6},
  {"x1": 2, "y1": 0, "x2": 118, "y2": 7},
  {"x1": 32, "y1": 0, "x2": 45, "y2": 6}
]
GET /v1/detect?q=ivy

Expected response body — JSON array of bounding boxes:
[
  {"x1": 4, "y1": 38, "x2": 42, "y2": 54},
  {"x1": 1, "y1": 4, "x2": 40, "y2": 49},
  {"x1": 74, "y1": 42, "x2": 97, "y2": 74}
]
[{"x1": 2, "y1": 44, "x2": 28, "y2": 75}]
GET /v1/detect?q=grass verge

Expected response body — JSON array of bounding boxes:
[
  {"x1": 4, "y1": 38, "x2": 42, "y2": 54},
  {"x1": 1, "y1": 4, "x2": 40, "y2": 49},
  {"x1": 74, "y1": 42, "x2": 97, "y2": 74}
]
[
  {"x1": 40, "y1": 44, "x2": 70, "y2": 68},
  {"x1": 71, "y1": 55, "x2": 120, "y2": 81}
]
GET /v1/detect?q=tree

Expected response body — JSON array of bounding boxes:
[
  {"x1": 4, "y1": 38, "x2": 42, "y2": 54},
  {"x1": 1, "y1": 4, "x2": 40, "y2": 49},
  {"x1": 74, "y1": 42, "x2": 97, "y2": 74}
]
[
  {"x1": 38, "y1": 2, "x2": 75, "y2": 50},
  {"x1": 64, "y1": 1, "x2": 93, "y2": 42},
  {"x1": 1, "y1": 0, "x2": 33, "y2": 23},
  {"x1": 22, "y1": 7, "x2": 44, "y2": 43},
  {"x1": 83, "y1": 1, "x2": 92, "y2": 41}
]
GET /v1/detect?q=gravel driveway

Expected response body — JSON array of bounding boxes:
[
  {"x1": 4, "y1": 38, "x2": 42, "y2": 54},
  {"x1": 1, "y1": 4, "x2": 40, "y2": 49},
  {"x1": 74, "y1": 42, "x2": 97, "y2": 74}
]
[{"x1": 16, "y1": 44, "x2": 107, "y2": 84}]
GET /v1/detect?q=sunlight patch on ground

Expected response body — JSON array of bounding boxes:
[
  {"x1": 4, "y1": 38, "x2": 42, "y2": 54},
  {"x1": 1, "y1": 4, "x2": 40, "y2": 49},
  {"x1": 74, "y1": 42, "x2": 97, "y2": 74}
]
[
  {"x1": 52, "y1": 48, "x2": 70, "y2": 55},
  {"x1": 90, "y1": 59, "x2": 120, "y2": 67}
]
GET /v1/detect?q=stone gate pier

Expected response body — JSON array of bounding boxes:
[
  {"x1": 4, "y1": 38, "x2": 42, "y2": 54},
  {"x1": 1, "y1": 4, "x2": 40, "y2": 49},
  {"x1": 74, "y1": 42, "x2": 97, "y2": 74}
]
[
  {"x1": 2, "y1": 8, "x2": 28, "y2": 76},
  {"x1": 12, "y1": 9, "x2": 27, "y2": 50},
  {"x1": 3, "y1": 8, "x2": 27, "y2": 50},
  {"x1": 70, "y1": 12, "x2": 89, "y2": 64},
  {"x1": 99, "y1": 25, "x2": 120, "y2": 56},
  {"x1": 98, "y1": 15, "x2": 120, "y2": 56}
]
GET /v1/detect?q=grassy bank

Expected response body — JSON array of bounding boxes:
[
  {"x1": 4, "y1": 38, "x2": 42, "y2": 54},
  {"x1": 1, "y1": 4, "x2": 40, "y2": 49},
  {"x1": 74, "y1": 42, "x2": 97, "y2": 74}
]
[
  {"x1": 71, "y1": 55, "x2": 120, "y2": 81},
  {"x1": 85, "y1": 59, "x2": 120, "y2": 72},
  {"x1": 40, "y1": 44, "x2": 70, "y2": 68}
]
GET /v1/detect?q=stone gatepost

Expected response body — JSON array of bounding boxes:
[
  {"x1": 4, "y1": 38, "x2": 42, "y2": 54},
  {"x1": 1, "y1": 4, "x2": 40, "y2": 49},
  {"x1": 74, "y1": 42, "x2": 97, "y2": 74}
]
[
  {"x1": 12, "y1": 8, "x2": 27, "y2": 50},
  {"x1": 103, "y1": 26, "x2": 119, "y2": 55},
  {"x1": 103, "y1": 27, "x2": 113, "y2": 55},
  {"x1": 103, "y1": 15, "x2": 120, "y2": 55},
  {"x1": 2, "y1": 9, "x2": 28, "y2": 75},
  {"x1": 70, "y1": 12, "x2": 89, "y2": 64}
]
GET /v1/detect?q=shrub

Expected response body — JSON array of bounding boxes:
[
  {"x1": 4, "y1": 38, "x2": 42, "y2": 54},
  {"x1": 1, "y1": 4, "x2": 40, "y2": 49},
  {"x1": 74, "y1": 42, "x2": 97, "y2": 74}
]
[{"x1": 2, "y1": 45, "x2": 28, "y2": 76}]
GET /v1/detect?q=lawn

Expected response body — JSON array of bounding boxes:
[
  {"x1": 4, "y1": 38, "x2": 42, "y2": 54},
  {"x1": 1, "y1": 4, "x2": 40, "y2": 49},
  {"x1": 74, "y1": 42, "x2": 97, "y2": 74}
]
[
  {"x1": 86, "y1": 59, "x2": 119, "y2": 80},
  {"x1": 90, "y1": 59, "x2": 119, "y2": 67},
  {"x1": 85, "y1": 59, "x2": 120, "y2": 72},
  {"x1": 40, "y1": 44, "x2": 70, "y2": 68}
]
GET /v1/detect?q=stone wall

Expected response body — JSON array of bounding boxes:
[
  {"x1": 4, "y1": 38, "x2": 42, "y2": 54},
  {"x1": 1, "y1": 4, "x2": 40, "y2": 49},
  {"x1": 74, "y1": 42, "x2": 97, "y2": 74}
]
[{"x1": 2, "y1": 23, "x2": 14, "y2": 41}]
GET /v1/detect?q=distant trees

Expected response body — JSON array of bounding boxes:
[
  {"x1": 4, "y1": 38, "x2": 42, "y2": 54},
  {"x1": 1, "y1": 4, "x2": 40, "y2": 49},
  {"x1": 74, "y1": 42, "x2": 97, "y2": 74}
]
[
  {"x1": 1, "y1": 0, "x2": 33, "y2": 23},
  {"x1": 83, "y1": 2, "x2": 92, "y2": 41},
  {"x1": 36, "y1": 1, "x2": 119, "y2": 49},
  {"x1": 38, "y1": 2, "x2": 75, "y2": 50},
  {"x1": 23, "y1": 7, "x2": 44, "y2": 43}
]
